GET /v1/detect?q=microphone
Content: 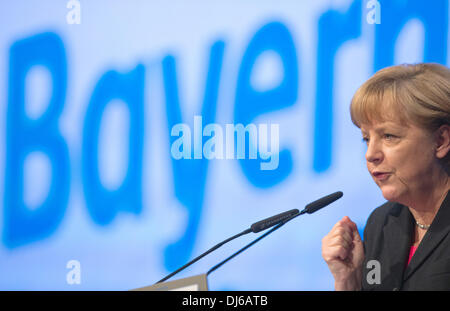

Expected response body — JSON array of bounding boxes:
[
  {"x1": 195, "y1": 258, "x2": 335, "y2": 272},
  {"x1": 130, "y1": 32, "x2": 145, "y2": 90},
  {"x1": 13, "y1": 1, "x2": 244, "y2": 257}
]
[
  {"x1": 250, "y1": 209, "x2": 299, "y2": 233},
  {"x1": 206, "y1": 191, "x2": 343, "y2": 276},
  {"x1": 155, "y1": 208, "x2": 300, "y2": 284},
  {"x1": 302, "y1": 191, "x2": 343, "y2": 214}
]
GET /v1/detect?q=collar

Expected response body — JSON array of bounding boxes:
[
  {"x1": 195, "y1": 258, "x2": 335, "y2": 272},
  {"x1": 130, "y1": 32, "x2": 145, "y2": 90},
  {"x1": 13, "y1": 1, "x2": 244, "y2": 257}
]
[{"x1": 382, "y1": 190, "x2": 450, "y2": 283}]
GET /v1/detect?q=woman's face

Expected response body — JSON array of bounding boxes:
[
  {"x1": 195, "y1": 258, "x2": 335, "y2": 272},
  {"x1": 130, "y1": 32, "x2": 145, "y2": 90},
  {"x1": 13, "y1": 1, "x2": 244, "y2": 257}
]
[{"x1": 360, "y1": 120, "x2": 442, "y2": 203}]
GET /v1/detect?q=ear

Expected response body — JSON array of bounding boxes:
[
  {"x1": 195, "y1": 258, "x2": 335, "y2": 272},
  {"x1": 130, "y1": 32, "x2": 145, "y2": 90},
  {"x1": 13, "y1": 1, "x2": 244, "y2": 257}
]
[{"x1": 435, "y1": 124, "x2": 450, "y2": 160}]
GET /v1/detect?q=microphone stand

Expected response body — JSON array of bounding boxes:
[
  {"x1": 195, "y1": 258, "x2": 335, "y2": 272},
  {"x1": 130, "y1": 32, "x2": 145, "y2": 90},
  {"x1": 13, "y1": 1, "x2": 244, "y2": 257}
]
[
  {"x1": 207, "y1": 210, "x2": 304, "y2": 276},
  {"x1": 155, "y1": 209, "x2": 299, "y2": 284},
  {"x1": 156, "y1": 191, "x2": 342, "y2": 284},
  {"x1": 206, "y1": 191, "x2": 343, "y2": 276},
  {"x1": 156, "y1": 228, "x2": 252, "y2": 284}
]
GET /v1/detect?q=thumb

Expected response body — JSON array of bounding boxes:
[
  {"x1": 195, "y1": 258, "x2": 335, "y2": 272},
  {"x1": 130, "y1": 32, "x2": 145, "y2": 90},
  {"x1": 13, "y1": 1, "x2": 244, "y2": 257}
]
[
  {"x1": 341, "y1": 216, "x2": 357, "y2": 231},
  {"x1": 342, "y1": 216, "x2": 362, "y2": 242},
  {"x1": 351, "y1": 224, "x2": 365, "y2": 266},
  {"x1": 352, "y1": 226, "x2": 362, "y2": 243}
]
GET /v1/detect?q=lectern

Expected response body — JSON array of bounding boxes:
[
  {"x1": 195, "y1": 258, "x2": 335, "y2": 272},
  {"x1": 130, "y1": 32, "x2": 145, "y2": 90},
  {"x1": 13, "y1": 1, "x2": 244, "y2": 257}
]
[{"x1": 132, "y1": 274, "x2": 208, "y2": 291}]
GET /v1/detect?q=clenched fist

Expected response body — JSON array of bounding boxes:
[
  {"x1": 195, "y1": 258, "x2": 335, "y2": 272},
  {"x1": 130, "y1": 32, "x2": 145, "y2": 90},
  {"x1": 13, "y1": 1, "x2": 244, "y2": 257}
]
[{"x1": 322, "y1": 216, "x2": 364, "y2": 290}]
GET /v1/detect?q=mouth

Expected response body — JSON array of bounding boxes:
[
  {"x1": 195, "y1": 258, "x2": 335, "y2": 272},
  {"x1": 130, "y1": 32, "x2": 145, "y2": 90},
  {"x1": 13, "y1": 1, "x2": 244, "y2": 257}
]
[{"x1": 372, "y1": 172, "x2": 391, "y2": 181}]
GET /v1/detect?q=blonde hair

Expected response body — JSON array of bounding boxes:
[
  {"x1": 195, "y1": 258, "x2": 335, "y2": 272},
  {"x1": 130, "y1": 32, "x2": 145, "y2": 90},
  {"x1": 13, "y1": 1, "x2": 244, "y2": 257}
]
[
  {"x1": 350, "y1": 63, "x2": 450, "y2": 167},
  {"x1": 351, "y1": 63, "x2": 450, "y2": 129}
]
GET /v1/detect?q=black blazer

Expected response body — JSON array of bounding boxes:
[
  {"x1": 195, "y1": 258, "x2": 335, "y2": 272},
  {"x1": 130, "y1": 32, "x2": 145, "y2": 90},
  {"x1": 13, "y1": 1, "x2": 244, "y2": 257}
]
[{"x1": 361, "y1": 191, "x2": 450, "y2": 290}]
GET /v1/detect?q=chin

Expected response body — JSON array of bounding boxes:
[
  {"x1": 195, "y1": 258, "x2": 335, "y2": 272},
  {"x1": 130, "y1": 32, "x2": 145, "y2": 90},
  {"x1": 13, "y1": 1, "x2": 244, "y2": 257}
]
[{"x1": 379, "y1": 185, "x2": 402, "y2": 203}]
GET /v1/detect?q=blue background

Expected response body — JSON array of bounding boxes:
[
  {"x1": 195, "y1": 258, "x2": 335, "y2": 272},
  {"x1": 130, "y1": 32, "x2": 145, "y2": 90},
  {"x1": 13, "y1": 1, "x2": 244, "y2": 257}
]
[{"x1": 0, "y1": 0, "x2": 448, "y2": 290}]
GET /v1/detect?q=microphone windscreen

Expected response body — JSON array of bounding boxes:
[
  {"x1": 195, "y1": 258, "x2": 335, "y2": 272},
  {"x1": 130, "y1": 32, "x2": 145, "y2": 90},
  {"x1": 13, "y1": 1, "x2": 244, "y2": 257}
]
[
  {"x1": 305, "y1": 191, "x2": 343, "y2": 214},
  {"x1": 250, "y1": 209, "x2": 299, "y2": 233}
]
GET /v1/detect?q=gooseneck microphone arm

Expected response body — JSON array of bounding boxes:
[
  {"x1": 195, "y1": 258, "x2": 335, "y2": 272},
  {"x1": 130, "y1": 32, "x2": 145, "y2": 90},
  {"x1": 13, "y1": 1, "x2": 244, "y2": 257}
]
[
  {"x1": 207, "y1": 210, "x2": 304, "y2": 276},
  {"x1": 156, "y1": 191, "x2": 342, "y2": 284},
  {"x1": 156, "y1": 228, "x2": 252, "y2": 284},
  {"x1": 155, "y1": 208, "x2": 300, "y2": 284},
  {"x1": 207, "y1": 191, "x2": 343, "y2": 277}
]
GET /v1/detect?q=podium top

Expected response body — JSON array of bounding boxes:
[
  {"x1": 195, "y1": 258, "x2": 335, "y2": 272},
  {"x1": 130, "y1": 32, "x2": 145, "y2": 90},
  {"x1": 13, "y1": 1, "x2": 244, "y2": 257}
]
[{"x1": 131, "y1": 274, "x2": 208, "y2": 291}]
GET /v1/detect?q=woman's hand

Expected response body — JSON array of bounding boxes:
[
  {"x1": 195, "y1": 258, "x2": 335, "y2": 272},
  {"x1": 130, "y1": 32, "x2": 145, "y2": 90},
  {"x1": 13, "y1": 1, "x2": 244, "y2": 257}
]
[{"x1": 322, "y1": 216, "x2": 365, "y2": 290}]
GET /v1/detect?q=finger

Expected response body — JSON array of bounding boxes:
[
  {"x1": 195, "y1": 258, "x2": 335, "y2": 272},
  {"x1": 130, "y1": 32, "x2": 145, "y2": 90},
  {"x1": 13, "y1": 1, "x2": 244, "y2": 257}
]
[
  {"x1": 333, "y1": 227, "x2": 353, "y2": 245},
  {"x1": 332, "y1": 245, "x2": 349, "y2": 261},
  {"x1": 330, "y1": 224, "x2": 353, "y2": 246},
  {"x1": 328, "y1": 234, "x2": 352, "y2": 249},
  {"x1": 324, "y1": 236, "x2": 351, "y2": 254},
  {"x1": 340, "y1": 216, "x2": 358, "y2": 232},
  {"x1": 323, "y1": 245, "x2": 349, "y2": 262}
]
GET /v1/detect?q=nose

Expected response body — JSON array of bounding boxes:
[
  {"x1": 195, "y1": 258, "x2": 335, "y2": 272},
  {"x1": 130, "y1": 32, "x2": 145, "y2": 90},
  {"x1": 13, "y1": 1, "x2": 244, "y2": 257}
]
[{"x1": 365, "y1": 138, "x2": 383, "y2": 164}]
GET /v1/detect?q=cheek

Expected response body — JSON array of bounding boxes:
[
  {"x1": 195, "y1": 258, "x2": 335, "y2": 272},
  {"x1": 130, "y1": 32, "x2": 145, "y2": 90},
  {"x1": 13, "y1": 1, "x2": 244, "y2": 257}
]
[{"x1": 387, "y1": 145, "x2": 435, "y2": 178}]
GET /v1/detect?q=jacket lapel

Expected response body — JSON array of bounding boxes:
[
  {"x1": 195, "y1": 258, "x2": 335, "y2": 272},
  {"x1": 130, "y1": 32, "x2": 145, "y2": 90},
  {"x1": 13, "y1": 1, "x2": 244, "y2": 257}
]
[
  {"x1": 404, "y1": 191, "x2": 450, "y2": 281},
  {"x1": 382, "y1": 204, "x2": 414, "y2": 286}
]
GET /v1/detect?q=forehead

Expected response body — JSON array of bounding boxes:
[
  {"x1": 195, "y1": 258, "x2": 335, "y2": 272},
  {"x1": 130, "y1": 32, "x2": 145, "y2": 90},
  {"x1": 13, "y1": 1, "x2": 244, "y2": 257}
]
[
  {"x1": 360, "y1": 121, "x2": 433, "y2": 140},
  {"x1": 360, "y1": 121, "x2": 409, "y2": 133}
]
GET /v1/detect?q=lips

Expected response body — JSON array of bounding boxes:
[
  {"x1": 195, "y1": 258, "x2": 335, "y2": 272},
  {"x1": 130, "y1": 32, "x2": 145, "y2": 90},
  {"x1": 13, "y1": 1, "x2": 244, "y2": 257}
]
[{"x1": 372, "y1": 171, "x2": 391, "y2": 181}]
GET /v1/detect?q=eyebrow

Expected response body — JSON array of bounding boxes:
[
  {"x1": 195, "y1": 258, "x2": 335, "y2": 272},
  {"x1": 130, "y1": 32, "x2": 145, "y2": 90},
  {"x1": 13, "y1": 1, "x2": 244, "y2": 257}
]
[{"x1": 361, "y1": 123, "x2": 407, "y2": 135}]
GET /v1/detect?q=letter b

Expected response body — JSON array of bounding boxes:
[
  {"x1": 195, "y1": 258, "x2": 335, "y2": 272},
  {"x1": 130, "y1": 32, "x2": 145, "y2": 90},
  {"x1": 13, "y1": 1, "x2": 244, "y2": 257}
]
[{"x1": 4, "y1": 32, "x2": 70, "y2": 248}]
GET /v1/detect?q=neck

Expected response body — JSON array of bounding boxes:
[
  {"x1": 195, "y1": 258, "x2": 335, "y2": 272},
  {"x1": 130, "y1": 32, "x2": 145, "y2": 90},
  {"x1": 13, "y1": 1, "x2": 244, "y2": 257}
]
[{"x1": 405, "y1": 175, "x2": 450, "y2": 226}]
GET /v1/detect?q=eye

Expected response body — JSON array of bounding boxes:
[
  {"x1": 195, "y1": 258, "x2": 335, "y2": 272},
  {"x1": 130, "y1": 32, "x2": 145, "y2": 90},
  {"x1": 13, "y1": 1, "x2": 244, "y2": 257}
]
[
  {"x1": 383, "y1": 133, "x2": 397, "y2": 140},
  {"x1": 362, "y1": 137, "x2": 369, "y2": 144}
]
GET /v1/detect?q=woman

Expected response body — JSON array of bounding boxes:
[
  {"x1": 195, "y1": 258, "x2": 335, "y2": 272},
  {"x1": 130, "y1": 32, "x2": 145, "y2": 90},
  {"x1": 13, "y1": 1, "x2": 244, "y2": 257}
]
[{"x1": 322, "y1": 63, "x2": 450, "y2": 290}]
